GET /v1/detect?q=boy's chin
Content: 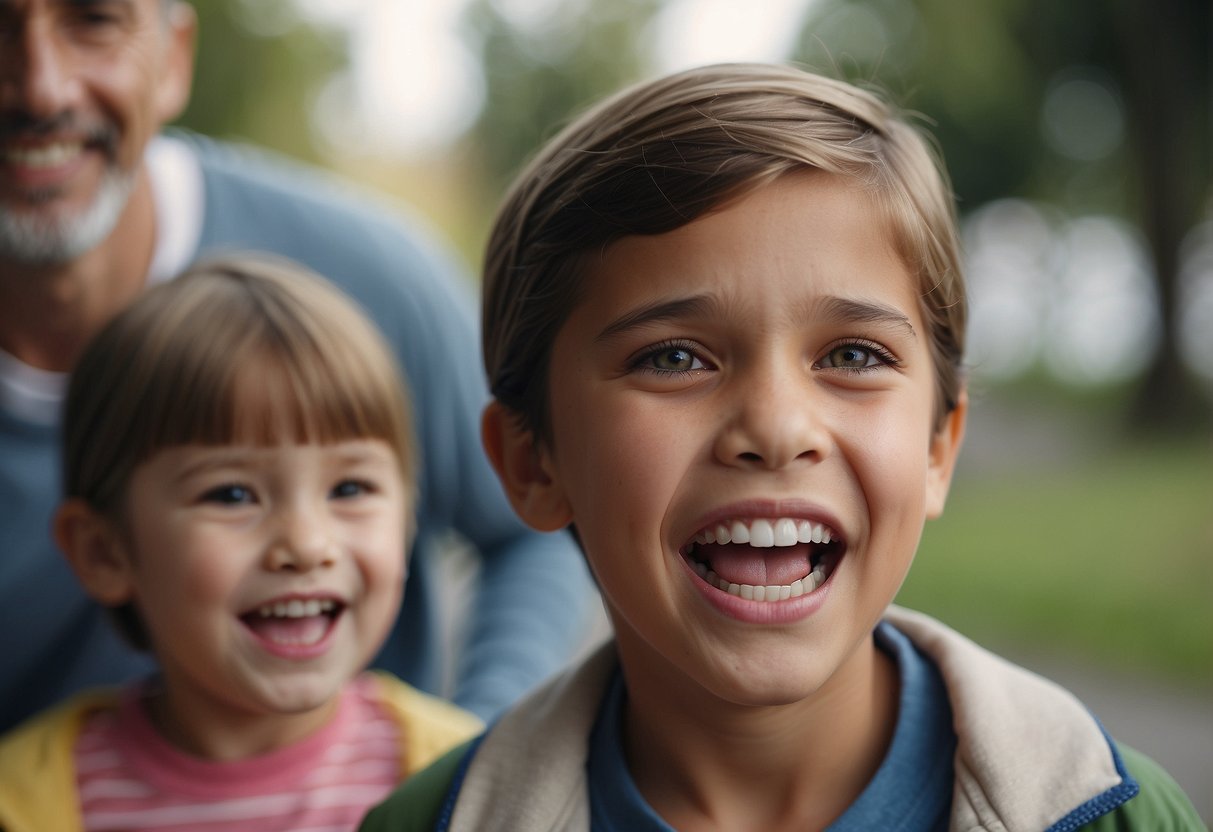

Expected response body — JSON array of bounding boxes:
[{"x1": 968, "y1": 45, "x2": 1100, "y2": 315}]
[{"x1": 699, "y1": 661, "x2": 840, "y2": 709}]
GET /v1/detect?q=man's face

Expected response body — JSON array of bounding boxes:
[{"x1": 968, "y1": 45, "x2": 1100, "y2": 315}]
[{"x1": 0, "y1": 0, "x2": 193, "y2": 266}]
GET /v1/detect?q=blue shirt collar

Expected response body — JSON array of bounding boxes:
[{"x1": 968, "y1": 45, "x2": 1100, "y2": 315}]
[{"x1": 586, "y1": 620, "x2": 956, "y2": 831}]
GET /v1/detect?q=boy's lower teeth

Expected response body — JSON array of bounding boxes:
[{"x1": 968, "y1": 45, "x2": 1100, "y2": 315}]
[{"x1": 690, "y1": 558, "x2": 832, "y2": 602}]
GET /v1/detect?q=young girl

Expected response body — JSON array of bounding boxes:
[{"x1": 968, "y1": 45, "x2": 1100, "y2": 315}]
[{"x1": 0, "y1": 256, "x2": 481, "y2": 831}]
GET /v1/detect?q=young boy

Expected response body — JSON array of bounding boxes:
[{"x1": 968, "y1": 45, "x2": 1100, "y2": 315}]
[
  {"x1": 361, "y1": 64, "x2": 1201, "y2": 830},
  {"x1": 0, "y1": 256, "x2": 481, "y2": 831}
]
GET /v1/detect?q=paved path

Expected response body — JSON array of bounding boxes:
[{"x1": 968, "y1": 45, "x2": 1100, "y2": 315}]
[
  {"x1": 956, "y1": 397, "x2": 1211, "y2": 821},
  {"x1": 1003, "y1": 647, "x2": 1211, "y2": 822}
]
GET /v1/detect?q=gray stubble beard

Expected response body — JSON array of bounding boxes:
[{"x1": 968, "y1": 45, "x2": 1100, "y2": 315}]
[{"x1": 0, "y1": 166, "x2": 137, "y2": 268}]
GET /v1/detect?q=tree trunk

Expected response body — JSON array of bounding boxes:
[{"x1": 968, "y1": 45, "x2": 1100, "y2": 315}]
[{"x1": 1120, "y1": 0, "x2": 1212, "y2": 434}]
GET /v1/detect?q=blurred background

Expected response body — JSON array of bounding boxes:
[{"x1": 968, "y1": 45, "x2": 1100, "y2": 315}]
[{"x1": 177, "y1": 0, "x2": 1211, "y2": 814}]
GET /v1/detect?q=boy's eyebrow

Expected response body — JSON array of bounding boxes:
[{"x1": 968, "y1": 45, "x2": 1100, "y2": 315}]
[
  {"x1": 817, "y1": 297, "x2": 918, "y2": 338},
  {"x1": 595, "y1": 295, "x2": 917, "y2": 340},
  {"x1": 595, "y1": 295, "x2": 716, "y2": 342}
]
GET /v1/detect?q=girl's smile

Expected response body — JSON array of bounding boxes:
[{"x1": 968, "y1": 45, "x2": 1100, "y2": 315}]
[{"x1": 112, "y1": 438, "x2": 408, "y2": 757}]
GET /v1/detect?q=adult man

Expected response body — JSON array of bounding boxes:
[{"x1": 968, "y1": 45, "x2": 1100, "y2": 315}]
[{"x1": 0, "y1": 0, "x2": 589, "y2": 730}]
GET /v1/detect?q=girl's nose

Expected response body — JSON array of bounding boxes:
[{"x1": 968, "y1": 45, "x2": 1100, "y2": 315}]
[{"x1": 263, "y1": 509, "x2": 337, "y2": 572}]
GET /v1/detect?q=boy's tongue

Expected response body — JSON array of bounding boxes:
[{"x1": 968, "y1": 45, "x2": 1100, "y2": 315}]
[
  {"x1": 702, "y1": 543, "x2": 811, "y2": 586},
  {"x1": 245, "y1": 615, "x2": 329, "y2": 645}
]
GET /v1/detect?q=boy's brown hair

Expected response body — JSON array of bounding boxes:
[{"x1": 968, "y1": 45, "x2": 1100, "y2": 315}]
[
  {"x1": 483, "y1": 62, "x2": 966, "y2": 439},
  {"x1": 62, "y1": 254, "x2": 416, "y2": 648}
]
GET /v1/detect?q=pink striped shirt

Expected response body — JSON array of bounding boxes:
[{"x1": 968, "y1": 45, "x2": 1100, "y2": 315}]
[{"x1": 73, "y1": 674, "x2": 402, "y2": 832}]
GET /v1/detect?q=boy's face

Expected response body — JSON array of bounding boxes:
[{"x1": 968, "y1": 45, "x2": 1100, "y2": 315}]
[
  {"x1": 496, "y1": 172, "x2": 964, "y2": 709},
  {"x1": 103, "y1": 439, "x2": 407, "y2": 747}
]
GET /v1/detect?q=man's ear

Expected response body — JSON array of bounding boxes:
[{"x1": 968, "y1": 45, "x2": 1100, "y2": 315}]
[
  {"x1": 482, "y1": 402, "x2": 573, "y2": 532},
  {"x1": 155, "y1": 1, "x2": 197, "y2": 124},
  {"x1": 54, "y1": 500, "x2": 136, "y2": 607},
  {"x1": 925, "y1": 389, "x2": 968, "y2": 519}
]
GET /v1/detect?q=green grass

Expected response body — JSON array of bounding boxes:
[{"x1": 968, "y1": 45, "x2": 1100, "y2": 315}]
[{"x1": 896, "y1": 438, "x2": 1213, "y2": 684}]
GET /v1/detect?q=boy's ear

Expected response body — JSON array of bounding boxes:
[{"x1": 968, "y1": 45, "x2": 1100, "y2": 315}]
[
  {"x1": 925, "y1": 389, "x2": 968, "y2": 519},
  {"x1": 54, "y1": 500, "x2": 136, "y2": 607},
  {"x1": 481, "y1": 402, "x2": 573, "y2": 532}
]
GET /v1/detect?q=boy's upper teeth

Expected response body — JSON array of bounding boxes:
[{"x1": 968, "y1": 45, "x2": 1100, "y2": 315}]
[
  {"x1": 693, "y1": 518, "x2": 833, "y2": 548},
  {"x1": 257, "y1": 599, "x2": 336, "y2": 618}
]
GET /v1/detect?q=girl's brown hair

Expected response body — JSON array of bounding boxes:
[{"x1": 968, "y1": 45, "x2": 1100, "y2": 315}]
[{"x1": 62, "y1": 255, "x2": 415, "y2": 647}]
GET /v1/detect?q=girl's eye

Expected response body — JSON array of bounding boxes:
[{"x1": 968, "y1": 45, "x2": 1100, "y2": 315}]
[
  {"x1": 633, "y1": 342, "x2": 709, "y2": 374},
  {"x1": 818, "y1": 341, "x2": 896, "y2": 371},
  {"x1": 201, "y1": 485, "x2": 254, "y2": 505},
  {"x1": 331, "y1": 480, "x2": 372, "y2": 499}
]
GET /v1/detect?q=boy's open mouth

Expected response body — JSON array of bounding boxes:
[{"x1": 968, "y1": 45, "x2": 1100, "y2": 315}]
[
  {"x1": 680, "y1": 518, "x2": 845, "y2": 602},
  {"x1": 239, "y1": 597, "x2": 345, "y2": 647}
]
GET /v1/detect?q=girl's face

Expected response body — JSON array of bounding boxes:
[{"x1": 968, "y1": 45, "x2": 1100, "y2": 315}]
[
  {"x1": 503, "y1": 172, "x2": 965, "y2": 711},
  {"x1": 114, "y1": 438, "x2": 408, "y2": 754}
]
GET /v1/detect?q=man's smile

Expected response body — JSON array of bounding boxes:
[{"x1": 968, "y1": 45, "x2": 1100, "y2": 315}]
[{"x1": 0, "y1": 140, "x2": 85, "y2": 169}]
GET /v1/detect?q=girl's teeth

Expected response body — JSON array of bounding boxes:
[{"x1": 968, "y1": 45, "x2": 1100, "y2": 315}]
[{"x1": 257, "y1": 599, "x2": 332, "y2": 618}]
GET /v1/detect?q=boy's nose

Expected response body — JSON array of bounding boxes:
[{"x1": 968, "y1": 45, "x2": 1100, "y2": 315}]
[
  {"x1": 712, "y1": 360, "x2": 829, "y2": 470},
  {"x1": 1, "y1": 20, "x2": 82, "y2": 119},
  {"x1": 264, "y1": 510, "x2": 338, "y2": 573}
]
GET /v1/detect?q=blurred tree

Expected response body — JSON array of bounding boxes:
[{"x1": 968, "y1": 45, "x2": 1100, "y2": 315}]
[
  {"x1": 175, "y1": 0, "x2": 346, "y2": 165},
  {"x1": 1114, "y1": 0, "x2": 1210, "y2": 431},
  {"x1": 460, "y1": 0, "x2": 662, "y2": 195},
  {"x1": 792, "y1": 0, "x2": 1211, "y2": 432}
]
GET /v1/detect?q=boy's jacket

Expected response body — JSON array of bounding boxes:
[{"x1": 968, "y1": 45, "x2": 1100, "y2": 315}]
[
  {"x1": 0, "y1": 672, "x2": 481, "y2": 832},
  {"x1": 361, "y1": 607, "x2": 1203, "y2": 831}
]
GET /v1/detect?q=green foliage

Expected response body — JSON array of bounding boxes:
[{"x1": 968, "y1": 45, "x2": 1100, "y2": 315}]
[
  {"x1": 793, "y1": 0, "x2": 1113, "y2": 210},
  {"x1": 461, "y1": 0, "x2": 661, "y2": 194},
  {"x1": 176, "y1": 0, "x2": 345, "y2": 164},
  {"x1": 898, "y1": 437, "x2": 1213, "y2": 683}
]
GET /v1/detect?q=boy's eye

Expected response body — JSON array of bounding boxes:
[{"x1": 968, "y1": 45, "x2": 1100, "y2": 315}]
[
  {"x1": 201, "y1": 484, "x2": 254, "y2": 505},
  {"x1": 818, "y1": 341, "x2": 896, "y2": 371},
  {"x1": 633, "y1": 342, "x2": 709, "y2": 374}
]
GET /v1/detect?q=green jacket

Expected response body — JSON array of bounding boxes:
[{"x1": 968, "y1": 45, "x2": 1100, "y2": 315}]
[{"x1": 361, "y1": 609, "x2": 1205, "y2": 831}]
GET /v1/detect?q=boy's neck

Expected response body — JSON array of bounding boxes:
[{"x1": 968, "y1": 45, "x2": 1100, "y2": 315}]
[{"x1": 618, "y1": 631, "x2": 898, "y2": 832}]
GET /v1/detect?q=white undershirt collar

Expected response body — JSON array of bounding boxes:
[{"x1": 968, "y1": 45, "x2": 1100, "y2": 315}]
[{"x1": 0, "y1": 135, "x2": 205, "y2": 425}]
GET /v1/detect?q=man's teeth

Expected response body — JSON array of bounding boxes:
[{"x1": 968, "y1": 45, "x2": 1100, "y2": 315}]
[
  {"x1": 257, "y1": 599, "x2": 336, "y2": 618},
  {"x1": 691, "y1": 560, "x2": 828, "y2": 601},
  {"x1": 693, "y1": 518, "x2": 833, "y2": 548},
  {"x1": 2, "y1": 142, "x2": 83, "y2": 168}
]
